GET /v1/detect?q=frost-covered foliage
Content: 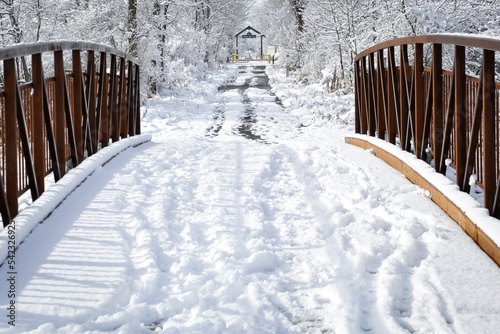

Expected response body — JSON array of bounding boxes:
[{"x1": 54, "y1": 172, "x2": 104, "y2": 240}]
[
  {"x1": 0, "y1": 0, "x2": 250, "y2": 95},
  {"x1": 1, "y1": 0, "x2": 499, "y2": 94},
  {"x1": 253, "y1": 0, "x2": 500, "y2": 88}
]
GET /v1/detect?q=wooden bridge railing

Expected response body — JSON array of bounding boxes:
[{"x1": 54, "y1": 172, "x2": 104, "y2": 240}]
[
  {"x1": 354, "y1": 35, "x2": 500, "y2": 219},
  {"x1": 0, "y1": 42, "x2": 141, "y2": 228}
]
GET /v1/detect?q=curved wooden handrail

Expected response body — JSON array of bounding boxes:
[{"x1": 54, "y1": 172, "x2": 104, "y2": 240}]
[
  {"x1": 0, "y1": 41, "x2": 138, "y2": 62},
  {"x1": 353, "y1": 34, "x2": 500, "y2": 219},
  {"x1": 0, "y1": 42, "x2": 141, "y2": 227},
  {"x1": 355, "y1": 34, "x2": 500, "y2": 60}
]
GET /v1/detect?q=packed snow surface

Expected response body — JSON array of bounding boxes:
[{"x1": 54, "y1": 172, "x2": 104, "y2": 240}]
[{"x1": 1, "y1": 63, "x2": 500, "y2": 333}]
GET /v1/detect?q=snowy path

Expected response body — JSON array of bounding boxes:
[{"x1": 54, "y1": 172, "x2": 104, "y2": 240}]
[{"x1": 1, "y1": 64, "x2": 500, "y2": 333}]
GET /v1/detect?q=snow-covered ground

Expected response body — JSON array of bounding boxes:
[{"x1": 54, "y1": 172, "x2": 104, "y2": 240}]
[{"x1": 1, "y1": 62, "x2": 500, "y2": 333}]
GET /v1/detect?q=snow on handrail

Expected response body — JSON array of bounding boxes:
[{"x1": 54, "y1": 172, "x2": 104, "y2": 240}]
[{"x1": 0, "y1": 41, "x2": 141, "y2": 227}]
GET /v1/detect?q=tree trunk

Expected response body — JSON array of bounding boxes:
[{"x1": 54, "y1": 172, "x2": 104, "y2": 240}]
[{"x1": 128, "y1": 0, "x2": 138, "y2": 56}]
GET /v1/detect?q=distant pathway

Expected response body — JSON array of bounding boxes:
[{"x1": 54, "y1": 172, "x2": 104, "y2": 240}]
[{"x1": 1, "y1": 64, "x2": 500, "y2": 333}]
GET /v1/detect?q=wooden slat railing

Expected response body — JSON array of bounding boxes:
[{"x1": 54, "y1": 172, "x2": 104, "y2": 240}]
[
  {"x1": 0, "y1": 42, "x2": 141, "y2": 228},
  {"x1": 354, "y1": 34, "x2": 500, "y2": 218}
]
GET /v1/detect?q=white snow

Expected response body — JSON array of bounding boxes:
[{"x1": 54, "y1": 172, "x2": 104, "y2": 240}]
[{"x1": 1, "y1": 62, "x2": 500, "y2": 333}]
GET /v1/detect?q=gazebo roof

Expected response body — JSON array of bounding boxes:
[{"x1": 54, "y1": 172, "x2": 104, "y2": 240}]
[{"x1": 235, "y1": 26, "x2": 262, "y2": 37}]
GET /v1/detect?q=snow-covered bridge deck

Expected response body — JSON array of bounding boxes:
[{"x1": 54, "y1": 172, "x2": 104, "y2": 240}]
[{"x1": 1, "y1": 64, "x2": 500, "y2": 333}]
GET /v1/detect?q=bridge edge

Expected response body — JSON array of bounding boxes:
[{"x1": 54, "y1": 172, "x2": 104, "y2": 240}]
[{"x1": 345, "y1": 135, "x2": 500, "y2": 267}]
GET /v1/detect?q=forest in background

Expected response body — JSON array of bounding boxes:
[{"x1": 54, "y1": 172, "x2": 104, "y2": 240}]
[{"x1": 1, "y1": 0, "x2": 499, "y2": 94}]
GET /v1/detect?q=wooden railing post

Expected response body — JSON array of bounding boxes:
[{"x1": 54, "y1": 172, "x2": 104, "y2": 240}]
[
  {"x1": 109, "y1": 54, "x2": 119, "y2": 143},
  {"x1": 368, "y1": 54, "x2": 376, "y2": 137},
  {"x1": 97, "y1": 52, "x2": 108, "y2": 147},
  {"x1": 414, "y1": 43, "x2": 424, "y2": 159},
  {"x1": 482, "y1": 49, "x2": 496, "y2": 214},
  {"x1": 135, "y1": 65, "x2": 141, "y2": 135},
  {"x1": 454, "y1": 46, "x2": 467, "y2": 190},
  {"x1": 354, "y1": 59, "x2": 361, "y2": 134},
  {"x1": 54, "y1": 51, "x2": 68, "y2": 177},
  {"x1": 376, "y1": 49, "x2": 386, "y2": 140},
  {"x1": 360, "y1": 57, "x2": 369, "y2": 135},
  {"x1": 32, "y1": 54, "x2": 45, "y2": 194},
  {"x1": 120, "y1": 58, "x2": 128, "y2": 138},
  {"x1": 4, "y1": 59, "x2": 19, "y2": 218},
  {"x1": 387, "y1": 46, "x2": 397, "y2": 144},
  {"x1": 87, "y1": 50, "x2": 98, "y2": 153},
  {"x1": 127, "y1": 60, "x2": 135, "y2": 136},
  {"x1": 432, "y1": 44, "x2": 443, "y2": 169},
  {"x1": 400, "y1": 45, "x2": 410, "y2": 152},
  {"x1": 72, "y1": 50, "x2": 84, "y2": 162},
  {"x1": 118, "y1": 58, "x2": 127, "y2": 139}
]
